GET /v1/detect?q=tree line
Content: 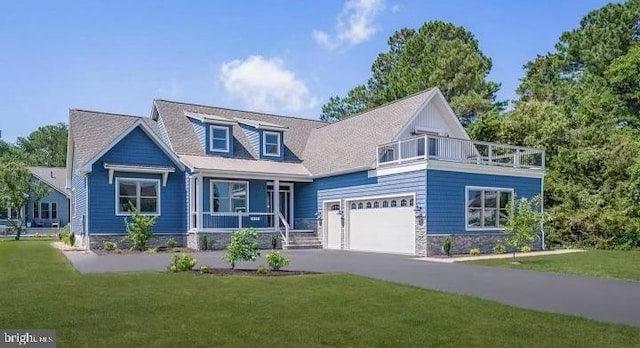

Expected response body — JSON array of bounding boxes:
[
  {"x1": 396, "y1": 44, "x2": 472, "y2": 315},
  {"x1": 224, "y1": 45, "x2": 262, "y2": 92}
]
[{"x1": 322, "y1": 0, "x2": 640, "y2": 249}]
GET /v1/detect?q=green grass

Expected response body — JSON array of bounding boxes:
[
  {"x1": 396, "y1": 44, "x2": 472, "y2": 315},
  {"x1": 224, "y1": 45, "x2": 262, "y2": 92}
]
[
  {"x1": 466, "y1": 250, "x2": 640, "y2": 281},
  {"x1": 1, "y1": 241, "x2": 639, "y2": 347}
]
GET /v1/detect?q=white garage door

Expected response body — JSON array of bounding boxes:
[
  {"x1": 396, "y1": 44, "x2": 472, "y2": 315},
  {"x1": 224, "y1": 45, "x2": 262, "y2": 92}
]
[
  {"x1": 325, "y1": 202, "x2": 342, "y2": 250},
  {"x1": 348, "y1": 196, "x2": 415, "y2": 255}
]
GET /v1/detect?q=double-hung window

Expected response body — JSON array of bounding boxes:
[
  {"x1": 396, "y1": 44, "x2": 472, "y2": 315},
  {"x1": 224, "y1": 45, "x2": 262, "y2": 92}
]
[
  {"x1": 262, "y1": 131, "x2": 281, "y2": 157},
  {"x1": 211, "y1": 181, "x2": 248, "y2": 213},
  {"x1": 0, "y1": 207, "x2": 15, "y2": 220},
  {"x1": 466, "y1": 187, "x2": 513, "y2": 229},
  {"x1": 210, "y1": 126, "x2": 230, "y2": 152},
  {"x1": 33, "y1": 202, "x2": 57, "y2": 220},
  {"x1": 116, "y1": 178, "x2": 160, "y2": 215}
]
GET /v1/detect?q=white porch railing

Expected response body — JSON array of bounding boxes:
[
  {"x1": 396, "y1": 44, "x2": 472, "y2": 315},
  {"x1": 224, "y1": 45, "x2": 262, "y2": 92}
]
[
  {"x1": 278, "y1": 211, "x2": 289, "y2": 249},
  {"x1": 376, "y1": 134, "x2": 545, "y2": 170},
  {"x1": 201, "y1": 212, "x2": 276, "y2": 230}
]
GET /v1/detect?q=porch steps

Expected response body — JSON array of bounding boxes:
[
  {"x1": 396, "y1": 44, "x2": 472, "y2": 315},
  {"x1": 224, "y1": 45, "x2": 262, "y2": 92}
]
[{"x1": 285, "y1": 232, "x2": 322, "y2": 250}]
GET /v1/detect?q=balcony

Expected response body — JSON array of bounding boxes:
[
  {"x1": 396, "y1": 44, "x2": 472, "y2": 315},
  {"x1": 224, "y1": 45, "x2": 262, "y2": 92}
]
[{"x1": 376, "y1": 134, "x2": 545, "y2": 171}]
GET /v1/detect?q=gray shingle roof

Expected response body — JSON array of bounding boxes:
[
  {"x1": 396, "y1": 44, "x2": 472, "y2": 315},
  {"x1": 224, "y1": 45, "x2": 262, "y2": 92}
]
[
  {"x1": 301, "y1": 89, "x2": 434, "y2": 176},
  {"x1": 153, "y1": 99, "x2": 326, "y2": 162},
  {"x1": 69, "y1": 109, "x2": 162, "y2": 169},
  {"x1": 28, "y1": 167, "x2": 68, "y2": 197}
]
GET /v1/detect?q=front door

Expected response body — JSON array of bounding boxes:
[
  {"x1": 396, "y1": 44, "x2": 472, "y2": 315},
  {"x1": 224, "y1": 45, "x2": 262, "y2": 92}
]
[{"x1": 267, "y1": 184, "x2": 293, "y2": 226}]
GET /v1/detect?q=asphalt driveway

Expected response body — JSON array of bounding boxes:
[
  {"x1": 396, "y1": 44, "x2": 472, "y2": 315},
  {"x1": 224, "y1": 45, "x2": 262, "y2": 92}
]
[{"x1": 64, "y1": 249, "x2": 640, "y2": 326}]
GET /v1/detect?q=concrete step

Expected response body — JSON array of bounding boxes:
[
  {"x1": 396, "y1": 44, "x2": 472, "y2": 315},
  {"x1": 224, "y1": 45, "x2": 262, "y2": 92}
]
[{"x1": 286, "y1": 243, "x2": 323, "y2": 250}]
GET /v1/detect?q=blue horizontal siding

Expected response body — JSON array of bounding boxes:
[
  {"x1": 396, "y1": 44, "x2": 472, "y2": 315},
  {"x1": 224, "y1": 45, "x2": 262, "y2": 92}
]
[
  {"x1": 88, "y1": 126, "x2": 186, "y2": 234},
  {"x1": 295, "y1": 170, "x2": 426, "y2": 223},
  {"x1": 426, "y1": 169, "x2": 542, "y2": 234},
  {"x1": 240, "y1": 124, "x2": 260, "y2": 158},
  {"x1": 27, "y1": 188, "x2": 70, "y2": 227}
]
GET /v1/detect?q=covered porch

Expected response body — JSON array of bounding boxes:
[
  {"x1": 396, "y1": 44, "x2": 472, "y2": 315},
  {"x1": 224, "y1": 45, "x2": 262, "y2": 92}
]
[{"x1": 182, "y1": 155, "x2": 314, "y2": 249}]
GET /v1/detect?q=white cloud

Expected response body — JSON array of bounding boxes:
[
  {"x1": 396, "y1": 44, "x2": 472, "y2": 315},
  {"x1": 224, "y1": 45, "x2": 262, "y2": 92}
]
[
  {"x1": 313, "y1": 0, "x2": 385, "y2": 49},
  {"x1": 391, "y1": 4, "x2": 400, "y2": 13},
  {"x1": 219, "y1": 55, "x2": 318, "y2": 113}
]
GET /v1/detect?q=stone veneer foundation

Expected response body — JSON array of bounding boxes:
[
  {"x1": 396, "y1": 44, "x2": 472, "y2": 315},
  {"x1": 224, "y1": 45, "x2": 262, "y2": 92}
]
[
  {"x1": 426, "y1": 234, "x2": 542, "y2": 256},
  {"x1": 186, "y1": 232, "x2": 282, "y2": 250},
  {"x1": 88, "y1": 234, "x2": 186, "y2": 250}
]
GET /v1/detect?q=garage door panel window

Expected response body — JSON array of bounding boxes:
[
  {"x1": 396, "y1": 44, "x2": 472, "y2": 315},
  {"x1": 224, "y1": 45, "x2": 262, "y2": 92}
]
[{"x1": 466, "y1": 188, "x2": 513, "y2": 229}]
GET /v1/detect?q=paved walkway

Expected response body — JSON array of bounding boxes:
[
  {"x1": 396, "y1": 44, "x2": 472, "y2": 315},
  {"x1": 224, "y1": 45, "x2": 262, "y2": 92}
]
[{"x1": 63, "y1": 249, "x2": 640, "y2": 326}]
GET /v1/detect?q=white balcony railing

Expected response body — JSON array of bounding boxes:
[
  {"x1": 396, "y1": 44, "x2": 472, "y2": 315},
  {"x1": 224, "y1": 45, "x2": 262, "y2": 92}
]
[{"x1": 376, "y1": 134, "x2": 545, "y2": 170}]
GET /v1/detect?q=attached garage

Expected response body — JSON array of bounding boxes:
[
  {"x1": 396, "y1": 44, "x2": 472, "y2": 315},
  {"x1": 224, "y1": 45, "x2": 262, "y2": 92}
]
[{"x1": 346, "y1": 195, "x2": 415, "y2": 255}]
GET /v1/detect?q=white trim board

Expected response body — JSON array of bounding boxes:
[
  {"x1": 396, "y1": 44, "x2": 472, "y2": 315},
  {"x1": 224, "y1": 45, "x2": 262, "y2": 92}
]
[
  {"x1": 464, "y1": 186, "x2": 514, "y2": 232},
  {"x1": 209, "y1": 125, "x2": 230, "y2": 153},
  {"x1": 209, "y1": 179, "x2": 250, "y2": 214},
  {"x1": 114, "y1": 177, "x2": 162, "y2": 217},
  {"x1": 262, "y1": 131, "x2": 282, "y2": 157}
]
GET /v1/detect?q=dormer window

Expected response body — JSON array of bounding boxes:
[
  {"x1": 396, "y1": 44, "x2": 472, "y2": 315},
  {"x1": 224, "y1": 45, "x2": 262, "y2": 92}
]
[
  {"x1": 210, "y1": 126, "x2": 230, "y2": 153},
  {"x1": 263, "y1": 131, "x2": 281, "y2": 157}
]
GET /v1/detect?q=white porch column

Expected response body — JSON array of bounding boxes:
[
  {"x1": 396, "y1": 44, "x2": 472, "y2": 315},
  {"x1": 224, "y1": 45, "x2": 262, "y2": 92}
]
[
  {"x1": 273, "y1": 179, "x2": 280, "y2": 230},
  {"x1": 188, "y1": 176, "x2": 195, "y2": 231},
  {"x1": 196, "y1": 174, "x2": 203, "y2": 232}
]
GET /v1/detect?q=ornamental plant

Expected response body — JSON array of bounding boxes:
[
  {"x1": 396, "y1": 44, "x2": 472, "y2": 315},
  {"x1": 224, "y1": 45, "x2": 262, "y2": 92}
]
[
  {"x1": 443, "y1": 235, "x2": 453, "y2": 256},
  {"x1": 265, "y1": 250, "x2": 290, "y2": 271},
  {"x1": 124, "y1": 204, "x2": 156, "y2": 251},
  {"x1": 469, "y1": 247, "x2": 480, "y2": 256},
  {"x1": 504, "y1": 195, "x2": 545, "y2": 262},
  {"x1": 168, "y1": 254, "x2": 197, "y2": 272},
  {"x1": 223, "y1": 228, "x2": 260, "y2": 269}
]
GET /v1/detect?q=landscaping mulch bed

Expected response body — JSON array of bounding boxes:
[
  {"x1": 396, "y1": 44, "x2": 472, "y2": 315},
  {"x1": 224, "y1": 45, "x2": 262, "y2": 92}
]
[
  {"x1": 193, "y1": 268, "x2": 319, "y2": 277},
  {"x1": 94, "y1": 247, "x2": 193, "y2": 255}
]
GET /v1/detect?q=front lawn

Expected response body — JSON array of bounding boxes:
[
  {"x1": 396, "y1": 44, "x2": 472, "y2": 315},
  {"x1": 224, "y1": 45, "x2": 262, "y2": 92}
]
[
  {"x1": 1, "y1": 241, "x2": 639, "y2": 347},
  {"x1": 466, "y1": 250, "x2": 640, "y2": 281}
]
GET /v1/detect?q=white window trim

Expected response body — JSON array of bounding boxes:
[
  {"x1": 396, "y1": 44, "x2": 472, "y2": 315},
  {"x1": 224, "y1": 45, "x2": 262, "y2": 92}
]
[
  {"x1": 262, "y1": 131, "x2": 281, "y2": 157},
  {"x1": 115, "y1": 178, "x2": 161, "y2": 216},
  {"x1": 209, "y1": 125, "x2": 230, "y2": 153},
  {"x1": 33, "y1": 202, "x2": 58, "y2": 220},
  {"x1": 71, "y1": 188, "x2": 76, "y2": 218},
  {"x1": 465, "y1": 186, "x2": 514, "y2": 231},
  {"x1": 0, "y1": 207, "x2": 19, "y2": 221},
  {"x1": 209, "y1": 180, "x2": 250, "y2": 213}
]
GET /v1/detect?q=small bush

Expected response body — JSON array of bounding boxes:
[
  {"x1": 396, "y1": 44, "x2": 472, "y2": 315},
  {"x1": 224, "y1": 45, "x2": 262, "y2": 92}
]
[
  {"x1": 200, "y1": 235, "x2": 209, "y2": 251},
  {"x1": 223, "y1": 228, "x2": 260, "y2": 269},
  {"x1": 257, "y1": 264, "x2": 267, "y2": 275},
  {"x1": 520, "y1": 245, "x2": 531, "y2": 253},
  {"x1": 34, "y1": 233, "x2": 41, "y2": 239},
  {"x1": 492, "y1": 243, "x2": 506, "y2": 254},
  {"x1": 443, "y1": 236, "x2": 453, "y2": 256},
  {"x1": 271, "y1": 234, "x2": 279, "y2": 249},
  {"x1": 68, "y1": 233, "x2": 76, "y2": 246},
  {"x1": 124, "y1": 205, "x2": 156, "y2": 251},
  {"x1": 114, "y1": 249, "x2": 123, "y2": 254},
  {"x1": 172, "y1": 247, "x2": 181, "y2": 253},
  {"x1": 265, "y1": 250, "x2": 289, "y2": 271},
  {"x1": 168, "y1": 253, "x2": 197, "y2": 272},
  {"x1": 103, "y1": 241, "x2": 116, "y2": 251},
  {"x1": 199, "y1": 265, "x2": 211, "y2": 274},
  {"x1": 469, "y1": 248, "x2": 480, "y2": 256},
  {"x1": 144, "y1": 247, "x2": 158, "y2": 254},
  {"x1": 166, "y1": 237, "x2": 178, "y2": 249},
  {"x1": 58, "y1": 227, "x2": 70, "y2": 243}
]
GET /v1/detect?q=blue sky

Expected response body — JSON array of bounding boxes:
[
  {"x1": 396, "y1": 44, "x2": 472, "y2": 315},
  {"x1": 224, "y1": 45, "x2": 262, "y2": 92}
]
[{"x1": 0, "y1": 0, "x2": 614, "y2": 142}]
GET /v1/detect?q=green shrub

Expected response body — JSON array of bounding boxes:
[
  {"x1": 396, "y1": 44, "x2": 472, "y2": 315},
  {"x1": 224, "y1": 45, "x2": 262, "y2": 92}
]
[
  {"x1": 168, "y1": 254, "x2": 197, "y2": 272},
  {"x1": 114, "y1": 249, "x2": 123, "y2": 254},
  {"x1": 492, "y1": 243, "x2": 506, "y2": 254},
  {"x1": 199, "y1": 265, "x2": 211, "y2": 274},
  {"x1": 223, "y1": 228, "x2": 260, "y2": 269},
  {"x1": 271, "y1": 234, "x2": 279, "y2": 249},
  {"x1": 443, "y1": 235, "x2": 453, "y2": 256},
  {"x1": 257, "y1": 264, "x2": 267, "y2": 275},
  {"x1": 469, "y1": 248, "x2": 480, "y2": 256},
  {"x1": 34, "y1": 233, "x2": 41, "y2": 239},
  {"x1": 265, "y1": 250, "x2": 289, "y2": 271},
  {"x1": 520, "y1": 245, "x2": 532, "y2": 253},
  {"x1": 144, "y1": 247, "x2": 158, "y2": 254},
  {"x1": 166, "y1": 237, "x2": 178, "y2": 249},
  {"x1": 103, "y1": 241, "x2": 116, "y2": 251},
  {"x1": 200, "y1": 235, "x2": 209, "y2": 251},
  {"x1": 68, "y1": 233, "x2": 76, "y2": 246},
  {"x1": 58, "y1": 226, "x2": 70, "y2": 243},
  {"x1": 124, "y1": 205, "x2": 156, "y2": 251},
  {"x1": 172, "y1": 247, "x2": 181, "y2": 253}
]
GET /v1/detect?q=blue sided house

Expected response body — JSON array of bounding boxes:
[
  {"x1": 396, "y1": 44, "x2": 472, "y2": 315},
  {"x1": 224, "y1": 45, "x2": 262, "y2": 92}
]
[
  {"x1": 66, "y1": 88, "x2": 545, "y2": 256},
  {"x1": 1, "y1": 167, "x2": 70, "y2": 232}
]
